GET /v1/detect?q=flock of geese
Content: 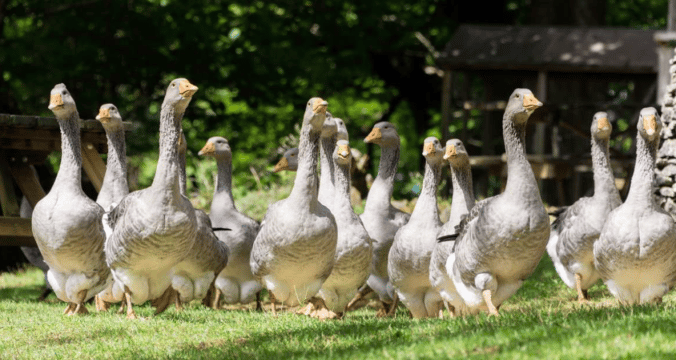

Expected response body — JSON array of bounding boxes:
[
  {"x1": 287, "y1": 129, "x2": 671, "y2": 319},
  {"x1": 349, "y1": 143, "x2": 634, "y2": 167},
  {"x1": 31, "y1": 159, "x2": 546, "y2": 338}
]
[{"x1": 27, "y1": 78, "x2": 676, "y2": 321}]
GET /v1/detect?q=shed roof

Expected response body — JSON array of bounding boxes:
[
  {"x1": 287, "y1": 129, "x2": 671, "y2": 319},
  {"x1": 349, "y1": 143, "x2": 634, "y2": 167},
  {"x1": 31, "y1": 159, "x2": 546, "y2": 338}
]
[{"x1": 437, "y1": 25, "x2": 657, "y2": 74}]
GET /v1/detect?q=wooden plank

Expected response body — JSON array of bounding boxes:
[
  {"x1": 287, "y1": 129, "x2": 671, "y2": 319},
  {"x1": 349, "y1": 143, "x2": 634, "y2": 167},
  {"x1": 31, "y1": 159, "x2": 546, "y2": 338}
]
[
  {"x1": 0, "y1": 153, "x2": 20, "y2": 216},
  {"x1": 2, "y1": 150, "x2": 51, "y2": 165},
  {"x1": 0, "y1": 138, "x2": 61, "y2": 152},
  {"x1": 9, "y1": 164, "x2": 46, "y2": 207},
  {"x1": 0, "y1": 217, "x2": 35, "y2": 247},
  {"x1": 441, "y1": 70, "x2": 452, "y2": 143},
  {"x1": 81, "y1": 142, "x2": 106, "y2": 192}
]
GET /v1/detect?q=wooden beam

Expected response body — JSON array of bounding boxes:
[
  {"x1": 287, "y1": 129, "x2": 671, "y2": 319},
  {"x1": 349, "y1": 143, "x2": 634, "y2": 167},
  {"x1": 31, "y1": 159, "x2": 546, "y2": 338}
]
[
  {"x1": 9, "y1": 163, "x2": 46, "y2": 207},
  {"x1": 0, "y1": 153, "x2": 20, "y2": 216},
  {"x1": 441, "y1": 70, "x2": 452, "y2": 142},
  {"x1": 81, "y1": 142, "x2": 106, "y2": 192},
  {"x1": 0, "y1": 217, "x2": 35, "y2": 246}
]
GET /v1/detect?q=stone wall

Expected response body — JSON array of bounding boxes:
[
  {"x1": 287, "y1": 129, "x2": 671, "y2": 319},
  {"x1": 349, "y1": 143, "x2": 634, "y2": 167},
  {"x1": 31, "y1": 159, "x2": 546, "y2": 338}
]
[{"x1": 656, "y1": 49, "x2": 676, "y2": 217}]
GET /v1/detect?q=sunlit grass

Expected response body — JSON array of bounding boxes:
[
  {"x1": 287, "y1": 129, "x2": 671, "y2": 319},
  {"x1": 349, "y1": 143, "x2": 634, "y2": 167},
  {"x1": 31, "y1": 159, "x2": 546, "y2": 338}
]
[{"x1": 3, "y1": 257, "x2": 676, "y2": 359}]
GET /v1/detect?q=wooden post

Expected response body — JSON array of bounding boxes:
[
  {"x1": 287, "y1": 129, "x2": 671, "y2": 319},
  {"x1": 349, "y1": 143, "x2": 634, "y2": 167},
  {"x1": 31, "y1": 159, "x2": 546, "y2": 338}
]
[
  {"x1": 81, "y1": 142, "x2": 106, "y2": 192},
  {"x1": 0, "y1": 153, "x2": 20, "y2": 217},
  {"x1": 441, "y1": 70, "x2": 453, "y2": 143}
]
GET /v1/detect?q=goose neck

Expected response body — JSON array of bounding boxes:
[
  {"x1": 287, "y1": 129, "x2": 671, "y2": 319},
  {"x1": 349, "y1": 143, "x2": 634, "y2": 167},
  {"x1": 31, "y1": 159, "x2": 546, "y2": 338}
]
[
  {"x1": 213, "y1": 155, "x2": 236, "y2": 210},
  {"x1": 449, "y1": 162, "x2": 474, "y2": 226},
  {"x1": 333, "y1": 161, "x2": 353, "y2": 211},
  {"x1": 591, "y1": 137, "x2": 620, "y2": 203},
  {"x1": 364, "y1": 144, "x2": 399, "y2": 213},
  {"x1": 626, "y1": 135, "x2": 658, "y2": 205},
  {"x1": 409, "y1": 160, "x2": 441, "y2": 222},
  {"x1": 318, "y1": 134, "x2": 337, "y2": 204},
  {"x1": 151, "y1": 103, "x2": 183, "y2": 201},
  {"x1": 98, "y1": 127, "x2": 128, "y2": 205},
  {"x1": 289, "y1": 123, "x2": 320, "y2": 209},
  {"x1": 502, "y1": 117, "x2": 540, "y2": 199},
  {"x1": 53, "y1": 111, "x2": 83, "y2": 191}
]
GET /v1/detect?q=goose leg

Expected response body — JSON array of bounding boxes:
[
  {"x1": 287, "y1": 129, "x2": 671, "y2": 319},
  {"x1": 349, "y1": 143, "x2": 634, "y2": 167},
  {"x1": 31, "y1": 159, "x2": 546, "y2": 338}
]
[
  {"x1": 174, "y1": 293, "x2": 183, "y2": 312},
  {"x1": 38, "y1": 287, "x2": 52, "y2": 302},
  {"x1": 72, "y1": 290, "x2": 89, "y2": 315},
  {"x1": 255, "y1": 291, "x2": 263, "y2": 312},
  {"x1": 95, "y1": 295, "x2": 111, "y2": 312},
  {"x1": 346, "y1": 285, "x2": 373, "y2": 311},
  {"x1": 575, "y1": 273, "x2": 588, "y2": 303},
  {"x1": 307, "y1": 297, "x2": 337, "y2": 320},
  {"x1": 117, "y1": 301, "x2": 126, "y2": 314},
  {"x1": 152, "y1": 286, "x2": 175, "y2": 315},
  {"x1": 63, "y1": 302, "x2": 76, "y2": 315},
  {"x1": 482, "y1": 289, "x2": 499, "y2": 316},
  {"x1": 202, "y1": 285, "x2": 214, "y2": 308},
  {"x1": 211, "y1": 288, "x2": 222, "y2": 309},
  {"x1": 269, "y1": 292, "x2": 277, "y2": 317},
  {"x1": 380, "y1": 293, "x2": 398, "y2": 317},
  {"x1": 124, "y1": 290, "x2": 137, "y2": 320}
]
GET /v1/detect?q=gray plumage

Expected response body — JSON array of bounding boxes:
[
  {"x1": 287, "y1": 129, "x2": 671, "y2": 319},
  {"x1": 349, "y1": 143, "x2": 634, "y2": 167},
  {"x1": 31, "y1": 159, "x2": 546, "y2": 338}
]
[
  {"x1": 273, "y1": 148, "x2": 299, "y2": 173},
  {"x1": 593, "y1": 107, "x2": 676, "y2": 304},
  {"x1": 104, "y1": 78, "x2": 198, "y2": 309},
  {"x1": 317, "y1": 140, "x2": 373, "y2": 314},
  {"x1": 199, "y1": 136, "x2": 261, "y2": 305},
  {"x1": 250, "y1": 98, "x2": 337, "y2": 306},
  {"x1": 31, "y1": 84, "x2": 110, "y2": 314},
  {"x1": 360, "y1": 121, "x2": 410, "y2": 304},
  {"x1": 446, "y1": 89, "x2": 549, "y2": 315},
  {"x1": 19, "y1": 197, "x2": 52, "y2": 298},
  {"x1": 172, "y1": 132, "x2": 229, "y2": 304},
  {"x1": 318, "y1": 113, "x2": 338, "y2": 206},
  {"x1": 429, "y1": 139, "x2": 475, "y2": 315},
  {"x1": 547, "y1": 112, "x2": 621, "y2": 298},
  {"x1": 95, "y1": 104, "x2": 129, "y2": 211},
  {"x1": 388, "y1": 137, "x2": 445, "y2": 318}
]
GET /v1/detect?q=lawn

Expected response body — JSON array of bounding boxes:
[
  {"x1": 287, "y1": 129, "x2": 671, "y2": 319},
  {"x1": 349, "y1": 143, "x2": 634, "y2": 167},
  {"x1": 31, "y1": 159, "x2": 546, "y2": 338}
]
[{"x1": 2, "y1": 256, "x2": 676, "y2": 360}]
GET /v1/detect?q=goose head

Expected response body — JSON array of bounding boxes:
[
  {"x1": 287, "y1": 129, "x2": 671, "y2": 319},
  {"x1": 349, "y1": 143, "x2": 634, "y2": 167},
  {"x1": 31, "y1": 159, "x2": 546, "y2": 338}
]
[
  {"x1": 590, "y1": 111, "x2": 612, "y2": 140},
  {"x1": 274, "y1": 147, "x2": 299, "y2": 172},
  {"x1": 365, "y1": 121, "x2": 399, "y2": 146},
  {"x1": 505, "y1": 88, "x2": 542, "y2": 124},
  {"x1": 444, "y1": 138, "x2": 470, "y2": 168},
  {"x1": 637, "y1": 107, "x2": 662, "y2": 143},
  {"x1": 163, "y1": 78, "x2": 198, "y2": 114},
  {"x1": 96, "y1": 104, "x2": 124, "y2": 131},
  {"x1": 334, "y1": 118, "x2": 349, "y2": 141},
  {"x1": 333, "y1": 139, "x2": 352, "y2": 166},
  {"x1": 199, "y1": 136, "x2": 232, "y2": 162},
  {"x1": 48, "y1": 83, "x2": 78, "y2": 118},
  {"x1": 303, "y1": 97, "x2": 328, "y2": 131},
  {"x1": 322, "y1": 111, "x2": 337, "y2": 138},
  {"x1": 422, "y1": 136, "x2": 444, "y2": 165}
]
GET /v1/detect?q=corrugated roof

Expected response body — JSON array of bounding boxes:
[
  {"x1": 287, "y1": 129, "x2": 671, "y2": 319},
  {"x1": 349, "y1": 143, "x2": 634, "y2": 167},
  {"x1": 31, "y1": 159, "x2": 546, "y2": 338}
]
[{"x1": 437, "y1": 25, "x2": 658, "y2": 74}]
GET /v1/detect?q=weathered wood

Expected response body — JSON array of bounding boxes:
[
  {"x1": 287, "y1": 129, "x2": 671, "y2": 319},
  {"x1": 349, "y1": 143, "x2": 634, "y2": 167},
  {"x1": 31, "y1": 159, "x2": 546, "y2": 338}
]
[
  {"x1": 81, "y1": 143, "x2": 106, "y2": 192},
  {"x1": 441, "y1": 70, "x2": 452, "y2": 143},
  {"x1": 0, "y1": 217, "x2": 35, "y2": 247},
  {"x1": 0, "y1": 154, "x2": 20, "y2": 216},
  {"x1": 2, "y1": 150, "x2": 51, "y2": 165},
  {"x1": 9, "y1": 164, "x2": 45, "y2": 208}
]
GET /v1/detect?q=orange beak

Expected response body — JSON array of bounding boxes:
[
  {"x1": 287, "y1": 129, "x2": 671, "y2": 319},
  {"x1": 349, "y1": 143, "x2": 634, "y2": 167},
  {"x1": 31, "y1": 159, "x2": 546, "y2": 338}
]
[
  {"x1": 96, "y1": 107, "x2": 111, "y2": 123},
  {"x1": 644, "y1": 114, "x2": 657, "y2": 136},
  {"x1": 365, "y1": 127, "x2": 382, "y2": 143},
  {"x1": 444, "y1": 144, "x2": 457, "y2": 160},
  {"x1": 523, "y1": 93, "x2": 542, "y2": 111},
  {"x1": 49, "y1": 94, "x2": 64, "y2": 110},
  {"x1": 179, "y1": 80, "x2": 199, "y2": 98},
  {"x1": 312, "y1": 98, "x2": 328, "y2": 114},
  {"x1": 198, "y1": 141, "x2": 215, "y2": 156},
  {"x1": 336, "y1": 144, "x2": 351, "y2": 159},
  {"x1": 274, "y1": 157, "x2": 289, "y2": 172},
  {"x1": 422, "y1": 142, "x2": 435, "y2": 156},
  {"x1": 597, "y1": 117, "x2": 610, "y2": 131}
]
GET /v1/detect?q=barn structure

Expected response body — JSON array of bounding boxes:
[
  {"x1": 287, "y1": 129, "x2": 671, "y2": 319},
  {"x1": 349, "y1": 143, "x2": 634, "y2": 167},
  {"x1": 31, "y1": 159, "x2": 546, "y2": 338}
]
[{"x1": 435, "y1": 24, "x2": 659, "y2": 206}]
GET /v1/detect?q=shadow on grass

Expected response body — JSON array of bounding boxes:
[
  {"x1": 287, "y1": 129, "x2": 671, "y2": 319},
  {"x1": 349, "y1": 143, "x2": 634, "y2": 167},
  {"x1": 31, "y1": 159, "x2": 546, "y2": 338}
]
[{"x1": 0, "y1": 284, "x2": 47, "y2": 302}]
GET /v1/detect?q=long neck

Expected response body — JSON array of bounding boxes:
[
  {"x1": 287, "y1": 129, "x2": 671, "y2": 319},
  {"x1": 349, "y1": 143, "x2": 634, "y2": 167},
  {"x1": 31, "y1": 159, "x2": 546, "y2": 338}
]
[
  {"x1": 448, "y1": 162, "x2": 474, "y2": 227},
  {"x1": 318, "y1": 135, "x2": 336, "y2": 204},
  {"x1": 289, "y1": 123, "x2": 320, "y2": 209},
  {"x1": 178, "y1": 149, "x2": 187, "y2": 196},
  {"x1": 591, "y1": 136, "x2": 620, "y2": 203},
  {"x1": 151, "y1": 103, "x2": 182, "y2": 199},
  {"x1": 334, "y1": 160, "x2": 353, "y2": 212},
  {"x1": 364, "y1": 143, "x2": 399, "y2": 212},
  {"x1": 213, "y1": 155, "x2": 236, "y2": 210},
  {"x1": 53, "y1": 110, "x2": 83, "y2": 192},
  {"x1": 626, "y1": 134, "x2": 658, "y2": 206},
  {"x1": 502, "y1": 115, "x2": 540, "y2": 201},
  {"x1": 409, "y1": 159, "x2": 441, "y2": 223},
  {"x1": 98, "y1": 127, "x2": 128, "y2": 203}
]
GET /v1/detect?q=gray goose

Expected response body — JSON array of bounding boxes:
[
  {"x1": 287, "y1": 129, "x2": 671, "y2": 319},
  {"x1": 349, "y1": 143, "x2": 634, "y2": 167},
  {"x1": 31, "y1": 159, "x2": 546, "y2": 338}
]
[
  {"x1": 104, "y1": 78, "x2": 198, "y2": 319},
  {"x1": 31, "y1": 83, "x2": 110, "y2": 315},
  {"x1": 357, "y1": 121, "x2": 410, "y2": 315},
  {"x1": 199, "y1": 136, "x2": 262, "y2": 308},
  {"x1": 594, "y1": 108, "x2": 676, "y2": 304},
  {"x1": 315, "y1": 140, "x2": 373, "y2": 319},
  {"x1": 273, "y1": 148, "x2": 299, "y2": 173},
  {"x1": 249, "y1": 97, "x2": 337, "y2": 316},
  {"x1": 318, "y1": 113, "x2": 338, "y2": 206},
  {"x1": 171, "y1": 132, "x2": 229, "y2": 309},
  {"x1": 429, "y1": 139, "x2": 474, "y2": 316},
  {"x1": 439, "y1": 89, "x2": 547, "y2": 316},
  {"x1": 93, "y1": 104, "x2": 131, "y2": 311},
  {"x1": 547, "y1": 112, "x2": 621, "y2": 302},
  {"x1": 388, "y1": 137, "x2": 445, "y2": 318}
]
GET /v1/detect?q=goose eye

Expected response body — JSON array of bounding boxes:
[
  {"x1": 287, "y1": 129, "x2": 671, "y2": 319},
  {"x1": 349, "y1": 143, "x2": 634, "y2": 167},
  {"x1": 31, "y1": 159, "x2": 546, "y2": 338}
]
[
  {"x1": 515, "y1": 94, "x2": 520, "y2": 98},
  {"x1": 291, "y1": 154, "x2": 296, "y2": 157},
  {"x1": 172, "y1": 83, "x2": 176, "y2": 87},
  {"x1": 62, "y1": 90, "x2": 67, "y2": 95}
]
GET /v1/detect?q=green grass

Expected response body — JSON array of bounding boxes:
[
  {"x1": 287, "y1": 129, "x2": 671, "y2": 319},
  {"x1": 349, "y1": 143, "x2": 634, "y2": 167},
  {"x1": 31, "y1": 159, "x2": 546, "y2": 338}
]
[{"x1": 3, "y1": 258, "x2": 676, "y2": 359}]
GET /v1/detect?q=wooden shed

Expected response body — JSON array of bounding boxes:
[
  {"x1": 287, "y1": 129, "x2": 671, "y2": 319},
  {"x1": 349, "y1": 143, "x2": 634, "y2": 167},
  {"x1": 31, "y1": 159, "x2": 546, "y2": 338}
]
[{"x1": 436, "y1": 24, "x2": 659, "y2": 206}]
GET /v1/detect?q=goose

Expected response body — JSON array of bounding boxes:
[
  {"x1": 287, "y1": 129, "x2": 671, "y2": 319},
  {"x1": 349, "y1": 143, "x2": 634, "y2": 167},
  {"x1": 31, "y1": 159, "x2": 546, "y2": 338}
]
[
  {"x1": 334, "y1": 117, "x2": 349, "y2": 141},
  {"x1": 314, "y1": 140, "x2": 373, "y2": 319},
  {"x1": 547, "y1": 112, "x2": 621, "y2": 302},
  {"x1": 429, "y1": 139, "x2": 474, "y2": 316},
  {"x1": 31, "y1": 83, "x2": 110, "y2": 315},
  {"x1": 356, "y1": 121, "x2": 410, "y2": 315},
  {"x1": 198, "y1": 136, "x2": 262, "y2": 309},
  {"x1": 93, "y1": 104, "x2": 130, "y2": 311},
  {"x1": 249, "y1": 97, "x2": 337, "y2": 316},
  {"x1": 104, "y1": 78, "x2": 199, "y2": 319},
  {"x1": 171, "y1": 132, "x2": 229, "y2": 310},
  {"x1": 19, "y1": 197, "x2": 52, "y2": 301},
  {"x1": 318, "y1": 113, "x2": 338, "y2": 206},
  {"x1": 388, "y1": 137, "x2": 445, "y2": 318},
  {"x1": 593, "y1": 107, "x2": 676, "y2": 304},
  {"x1": 273, "y1": 148, "x2": 299, "y2": 173},
  {"x1": 439, "y1": 89, "x2": 547, "y2": 316}
]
